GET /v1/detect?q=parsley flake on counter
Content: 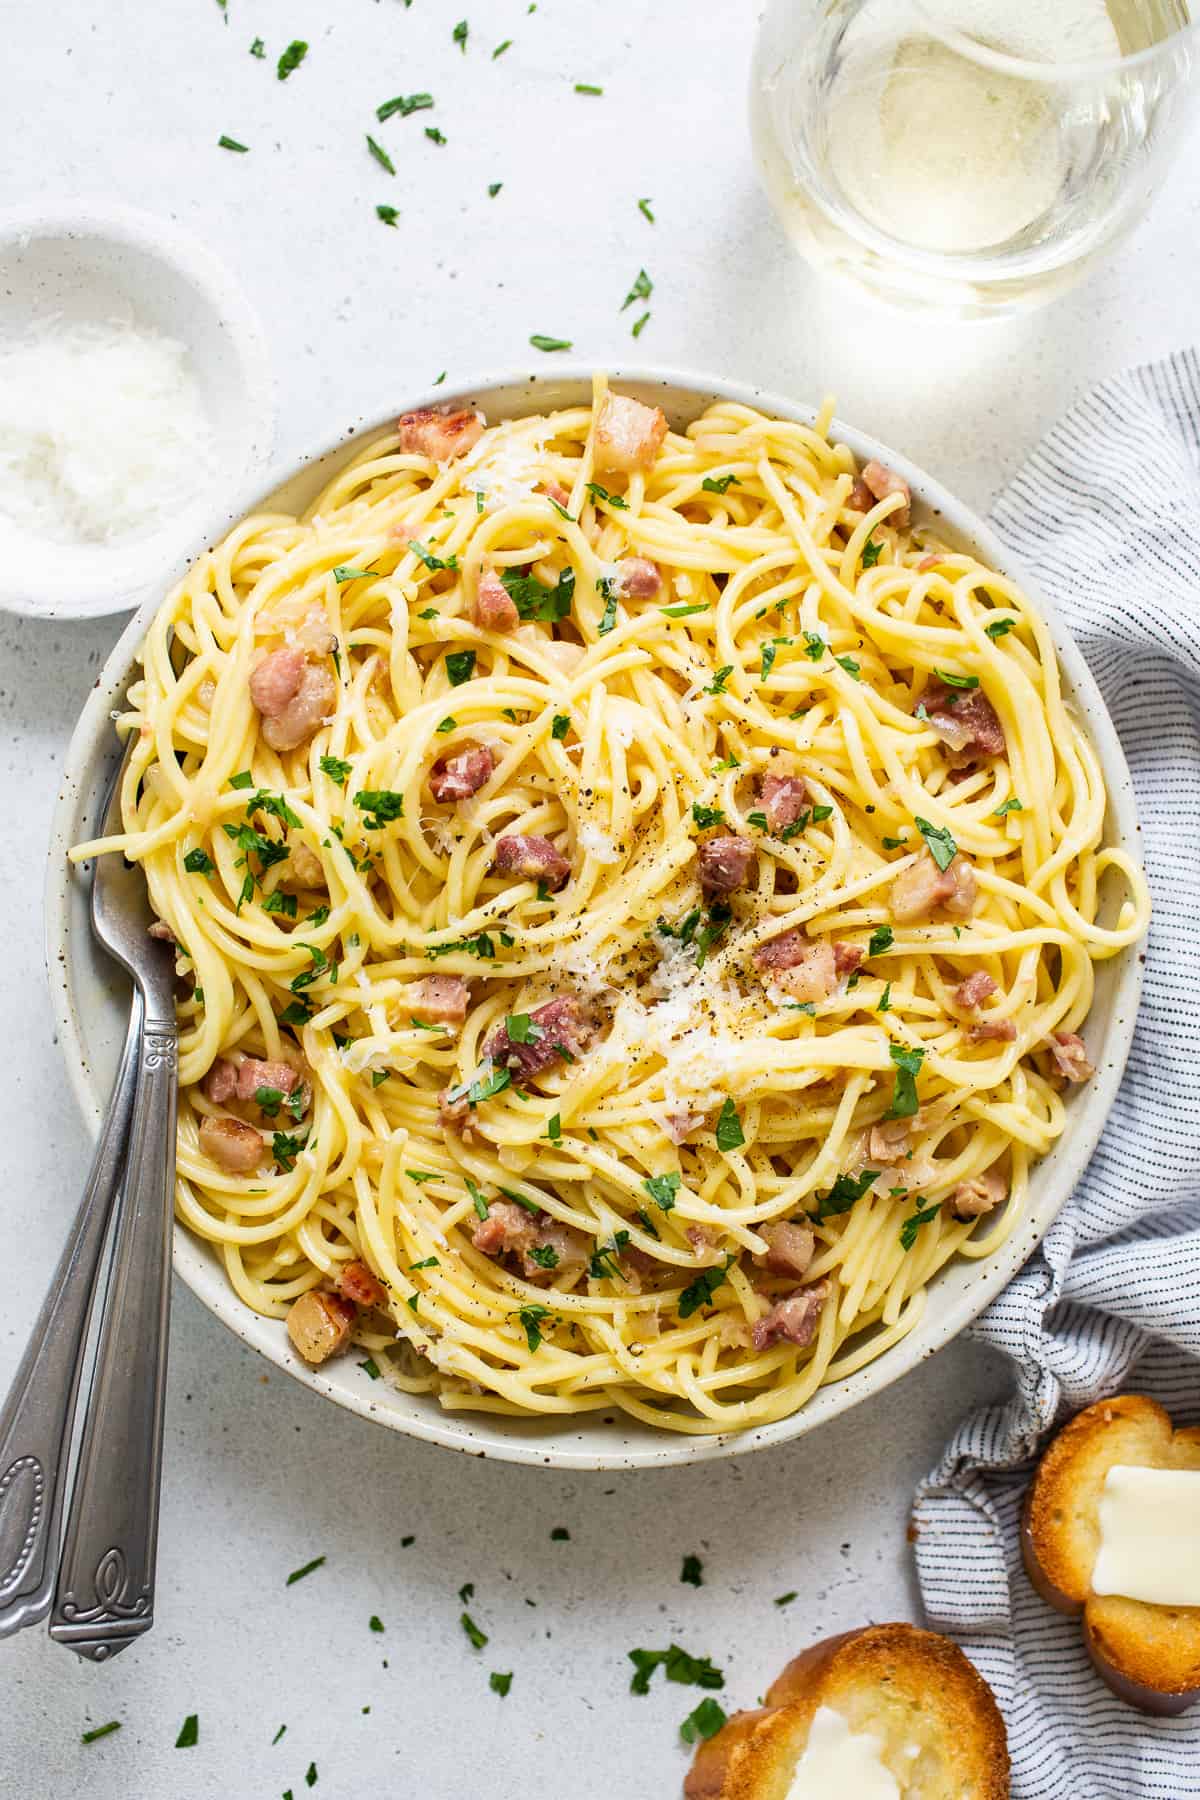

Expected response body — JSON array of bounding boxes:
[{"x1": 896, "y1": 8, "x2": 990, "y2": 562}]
[
  {"x1": 914, "y1": 815, "x2": 957, "y2": 870},
  {"x1": 276, "y1": 39, "x2": 308, "y2": 79},
  {"x1": 622, "y1": 268, "x2": 653, "y2": 311},
  {"x1": 861, "y1": 537, "x2": 883, "y2": 567},
  {"x1": 492, "y1": 38, "x2": 512, "y2": 57},
  {"x1": 629, "y1": 1644, "x2": 725, "y2": 1696},
  {"x1": 366, "y1": 135, "x2": 396, "y2": 175},
  {"x1": 680, "y1": 1553, "x2": 704, "y2": 1587},
  {"x1": 774, "y1": 1591, "x2": 797, "y2": 1607},
  {"x1": 445, "y1": 650, "x2": 476, "y2": 686},
  {"x1": 575, "y1": 81, "x2": 603, "y2": 94},
  {"x1": 643, "y1": 1171, "x2": 680, "y2": 1212},
  {"x1": 459, "y1": 1581, "x2": 475, "y2": 1604},
  {"x1": 286, "y1": 1555, "x2": 325, "y2": 1586},
  {"x1": 900, "y1": 1199, "x2": 941, "y2": 1251},
  {"x1": 887, "y1": 1043, "x2": 925, "y2": 1118},
  {"x1": 638, "y1": 197, "x2": 655, "y2": 221},
  {"x1": 529, "y1": 333, "x2": 572, "y2": 353},
  {"x1": 490, "y1": 1671, "x2": 513, "y2": 1696},
  {"x1": 218, "y1": 135, "x2": 249, "y2": 152},
  {"x1": 453, "y1": 18, "x2": 469, "y2": 51},
  {"x1": 631, "y1": 311, "x2": 650, "y2": 338},
  {"x1": 550, "y1": 1525, "x2": 570, "y2": 1540},
  {"x1": 714, "y1": 1097, "x2": 744, "y2": 1153},
  {"x1": 250, "y1": 36, "x2": 265, "y2": 56},
  {"x1": 377, "y1": 92, "x2": 433, "y2": 121},
  {"x1": 272, "y1": 1725, "x2": 287, "y2": 1745},
  {"x1": 175, "y1": 1715, "x2": 199, "y2": 1749},
  {"x1": 369, "y1": 1615, "x2": 385, "y2": 1633},
  {"x1": 681, "y1": 1698, "x2": 728, "y2": 1744},
  {"x1": 305, "y1": 1764, "x2": 318, "y2": 1788},
  {"x1": 487, "y1": 181, "x2": 503, "y2": 197},
  {"x1": 461, "y1": 1612, "x2": 488, "y2": 1649},
  {"x1": 358, "y1": 1356, "x2": 381, "y2": 1379},
  {"x1": 82, "y1": 1722, "x2": 122, "y2": 1745},
  {"x1": 425, "y1": 126, "x2": 447, "y2": 144}
]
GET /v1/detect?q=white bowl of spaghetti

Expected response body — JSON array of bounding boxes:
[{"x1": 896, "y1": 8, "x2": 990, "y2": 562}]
[{"x1": 47, "y1": 368, "x2": 1148, "y2": 1469}]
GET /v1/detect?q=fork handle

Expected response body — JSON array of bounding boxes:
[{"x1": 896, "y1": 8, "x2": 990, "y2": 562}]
[
  {"x1": 0, "y1": 992, "x2": 143, "y2": 1638},
  {"x1": 49, "y1": 1008, "x2": 178, "y2": 1662}
]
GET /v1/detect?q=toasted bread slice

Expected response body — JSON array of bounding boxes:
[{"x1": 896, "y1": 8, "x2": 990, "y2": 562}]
[
  {"x1": 1022, "y1": 1393, "x2": 1200, "y2": 1714},
  {"x1": 685, "y1": 1623, "x2": 1009, "y2": 1799}
]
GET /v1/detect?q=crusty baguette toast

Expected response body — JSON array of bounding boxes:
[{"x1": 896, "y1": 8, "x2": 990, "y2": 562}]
[
  {"x1": 1022, "y1": 1393, "x2": 1200, "y2": 1714},
  {"x1": 685, "y1": 1623, "x2": 1009, "y2": 1799}
]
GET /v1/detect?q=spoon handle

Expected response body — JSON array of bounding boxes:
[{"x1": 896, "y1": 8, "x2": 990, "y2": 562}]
[
  {"x1": 0, "y1": 992, "x2": 143, "y2": 1638},
  {"x1": 49, "y1": 1006, "x2": 178, "y2": 1662}
]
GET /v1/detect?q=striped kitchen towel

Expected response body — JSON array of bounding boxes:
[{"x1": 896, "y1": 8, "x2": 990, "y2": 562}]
[{"x1": 913, "y1": 350, "x2": 1200, "y2": 1798}]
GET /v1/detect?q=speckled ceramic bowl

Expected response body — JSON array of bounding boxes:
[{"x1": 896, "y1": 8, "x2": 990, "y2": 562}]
[{"x1": 45, "y1": 368, "x2": 1146, "y2": 1469}]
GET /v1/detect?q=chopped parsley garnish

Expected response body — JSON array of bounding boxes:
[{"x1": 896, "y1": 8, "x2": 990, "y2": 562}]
[
  {"x1": 551, "y1": 713, "x2": 571, "y2": 740},
  {"x1": 184, "y1": 847, "x2": 214, "y2": 876},
  {"x1": 228, "y1": 769, "x2": 254, "y2": 789},
  {"x1": 245, "y1": 789, "x2": 303, "y2": 830},
  {"x1": 332, "y1": 564, "x2": 374, "y2": 583},
  {"x1": 637, "y1": 196, "x2": 655, "y2": 221},
  {"x1": 701, "y1": 473, "x2": 739, "y2": 494},
  {"x1": 500, "y1": 564, "x2": 574, "y2": 621},
  {"x1": 427, "y1": 930, "x2": 497, "y2": 961},
  {"x1": 760, "y1": 642, "x2": 778, "y2": 682},
  {"x1": 835, "y1": 655, "x2": 861, "y2": 680},
  {"x1": 597, "y1": 580, "x2": 619, "y2": 635},
  {"x1": 276, "y1": 39, "x2": 307, "y2": 79},
  {"x1": 810, "y1": 803, "x2": 833, "y2": 822},
  {"x1": 285, "y1": 1555, "x2": 325, "y2": 1585},
  {"x1": 678, "y1": 1259, "x2": 731, "y2": 1320},
  {"x1": 574, "y1": 81, "x2": 603, "y2": 94},
  {"x1": 691, "y1": 802, "x2": 724, "y2": 829},
  {"x1": 694, "y1": 902, "x2": 731, "y2": 967},
  {"x1": 704, "y1": 665, "x2": 733, "y2": 696},
  {"x1": 900, "y1": 1199, "x2": 941, "y2": 1251},
  {"x1": 887, "y1": 1043, "x2": 925, "y2": 1118},
  {"x1": 680, "y1": 1698, "x2": 727, "y2": 1744},
  {"x1": 621, "y1": 268, "x2": 653, "y2": 310},
  {"x1": 714, "y1": 1098, "x2": 744, "y2": 1152},
  {"x1": 377, "y1": 92, "x2": 434, "y2": 120},
  {"x1": 505, "y1": 1013, "x2": 546, "y2": 1044},
  {"x1": 466, "y1": 1177, "x2": 490, "y2": 1221},
  {"x1": 279, "y1": 1000, "x2": 312, "y2": 1029},
  {"x1": 802, "y1": 631, "x2": 825, "y2": 661},
  {"x1": 879, "y1": 982, "x2": 892, "y2": 1012},
  {"x1": 589, "y1": 1231, "x2": 630, "y2": 1281},
  {"x1": 175, "y1": 1715, "x2": 199, "y2": 1749},
  {"x1": 547, "y1": 1113, "x2": 562, "y2": 1142},
  {"x1": 868, "y1": 925, "x2": 894, "y2": 957},
  {"x1": 933, "y1": 668, "x2": 979, "y2": 689},
  {"x1": 993, "y1": 797, "x2": 1023, "y2": 817},
  {"x1": 643, "y1": 1171, "x2": 681, "y2": 1212},
  {"x1": 529, "y1": 334, "x2": 572, "y2": 352},
  {"x1": 815, "y1": 1168, "x2": 880, "y2": 1221},
  {"x1": 459, "y1": 1582, "x2": 475, "y2": 1605},
  {"x1": 528, "y1": 1244, "x2": 559, "y2": 1270},
  {"x1": 861, "y1": 538, "x2": 883, "y2": 567},
  {"x1": 914, "y1": 815, "x2": 957, "y2": 871},
  {"x1": 359, "y1": 1357, "x2": 381, "y2": 1379},
  {"x1": 985, "y1": 617, "x2": 1013, "y2": 639},
  {"x1": 628, "y1": 1644, "x2": 725, "y2": 1695},
  {"x1": 516, "y1": 1304, "x2": 552, "y2": 1351},
  {"x1": 490, "y1": 1671, "x2": 513, "y2": 1696},
  {"x1": 352, "y1": 788, "x2": 404, "y2": 829},
  {"x1": 882, "y1": 832, "x2": 908, "y2": 850},
  {"x1": 452, "y1": 18, "x2": 469, "y2": 51},
  {"x1": 436, "y1": 717, "x2": 457, "y2": 737},
  {"x1": 586, "y1": 480, "x2": 628, "y2": 510},
  {"x1": 408, "y1": 539, "x2": 458, "y2": 572},
  {"x1": 272, "y1": 1130, "x2": 308, "y2": 1172},
  {"x1": 680, "y1": 1554, "x2": 704, "y2": 1587},
  {"x1": 661, "y1": 602, "x2": 709, "y2": 617},
  {"x1": 82, "y1": 1721, "x2": 122, "y2": 1745},
  {"x1": 253, "y1": 1084, "x2": 285, "y2": 1119},
  {"x1": 446, "y1": 649, "x2": 476, "y2": 686},
  {"x1": 218, "y1": 134, "x2": 249, "y2": 152},
  {"x1": 366, "y1": 135, "x2": 396, "y2": 175}
]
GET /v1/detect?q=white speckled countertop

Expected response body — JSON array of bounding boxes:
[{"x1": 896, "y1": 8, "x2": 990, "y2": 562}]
[{"x1": 1, "y1": 3, "x2": 1195, "y2": 1794}]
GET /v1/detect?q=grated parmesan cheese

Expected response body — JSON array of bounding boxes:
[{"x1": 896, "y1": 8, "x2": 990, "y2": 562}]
[{"x1": 0, "y1": 317, "x2": 216, "y2": 545}]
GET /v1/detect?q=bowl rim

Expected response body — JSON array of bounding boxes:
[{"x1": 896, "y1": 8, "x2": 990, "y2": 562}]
[
  {"x1": 0, "y1": 199, "x2": 275, "y2": 621},
  {"x1": 44, "y1": 362, "x2": 1145, "y2": 1469}
]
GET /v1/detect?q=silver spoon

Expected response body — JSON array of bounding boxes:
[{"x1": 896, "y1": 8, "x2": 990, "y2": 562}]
[{"x1": 0, "y1": 737, "x2": 178, "y2": 1657}]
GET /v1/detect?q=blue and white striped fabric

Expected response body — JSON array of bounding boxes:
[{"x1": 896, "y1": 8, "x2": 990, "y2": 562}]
[{"x1": 913, "y1": 350, "x2": 1200, "y2": 1799}]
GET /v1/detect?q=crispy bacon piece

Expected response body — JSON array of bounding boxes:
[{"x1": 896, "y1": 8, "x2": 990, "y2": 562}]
[
  {"x1": 697, "y1": 834, "x2": 755, "y2": 899},
  {"x1": 775, "y1": 941, "x2": 836, "y2": 1003},
  {"x1": 287, "y1": 1289, "x2": 356, "y2": 1365},
  {"x1": 484, "y1": 996, "x2": 596, "y2": 1081},
  {"x1": 408, "y1": 975, "x2": 470, "y2": 1026},
  {"x1": 429, "y1": 743, "x2": 495, "y2": 803},
  {"x1": 950, "y1": 1164, "x2": 1008, "y2": 1220},
  {"x1": 471, "y1": 1199, "x2": 536, "y2": 1259},
  {"x1": 754, "y1": 1222, "x2": 815, "y2": 1280},
  {"x1": 493, "y1": 833, "x2": 571, "y2": 891},
  {"x1": 1049, "y1": 1030, "x2": 1095, "y2": 1083},
  {"x1": 890, "y1": 852, "x2": 977, "y2": 923},
  {"x1": 237, "y1": 1058, "x2": 305, "y2": 1105},
  {"x1": 474, "y1": 567, "x2": 519, "y2": 633},
  {"x1": 955, "y1": 971, "x2": 997, "y2": 1011},
  {"x1": 396, "y1": 406, "x2": 484, "y2": 462},
  {"x1": 760, "y1": 771, "x2": 809, "y2": 832},
  {"x1": 593, "y1": 392, "x2": 668, "y2": 475},
  {"x1": 859, "y1": 459, "x2": 911, "y2": 529},
  {"x1": 614, "y1": 556, "x2": 661, "y2": 598},
  {"x1": 920, "y1": 679, "x2": 1006, "y2": 763},
  {"x1": 470, "y1": 1201, "x2": 587, "y2": 1280},
  {"x1": 751, "y1": 1280, "x2": 829, "y2": 1352},
  {"x1": 847, "y1": 476, "x2": 875, "y2": 513},
  {"x1": 198, "y1": 1115, "x2": 264, "y2": 1173},
  {"x1": 334, "y1": 1259, "x2": 386, "y2": 1308},
  {"x1": 250, "y1": 648, "x2": 337, "y2": 754}
]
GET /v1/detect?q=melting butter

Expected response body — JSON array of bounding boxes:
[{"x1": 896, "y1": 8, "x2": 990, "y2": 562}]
[
  {"x1": 787, "y1": 1705, "x2": 900, "y2": 1799},
  {"x1": 1092, "y1": 1464, "x2": 1200, "y2": 1607}
]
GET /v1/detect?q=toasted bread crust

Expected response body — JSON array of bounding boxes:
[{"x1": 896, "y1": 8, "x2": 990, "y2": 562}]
[
  {"x1": 685, "y1": 1623, "x2": 1010, "y2": 1799},
  {"x1": 1022, "y1": 1394, "x2": 1200, "y2": 1713}
]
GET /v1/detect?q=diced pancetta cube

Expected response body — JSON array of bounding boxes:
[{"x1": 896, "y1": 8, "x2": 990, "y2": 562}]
[
  {"x1": 950, "y1": 1164, "x2": 1008, "y2": 1220},
  {"x1": 408, "y1": 975, "x2": 470, "y2": 1026},
  {"x1": 429, "y1": 744, "x2": 495, "y2": 803},
  {"x1": 832, "y1": 942, "x2": 864, "y2": 977},
  {"x1": 198, "y1": 1115, "x2": 265, "y2": 1173},
  {"x1": 148, "y1": 919, "x2": 177, "y2": 943},
  {"x1": 750, "y1": 1280, "x2": 829, "y2": 1352},
  {"x1": 969, "y1": 1018, "x2": 1016, "y2": 1043},
  {"x1": 614, "y1": 557, "x2": 661, "y2": 598},
  {"x1": 954, "y1": 971, "x2": 997, "y2": 1011},
  {"x1": 203, "y1": 1059, "x2": 239, "y2": 1105},
  {"x1": 753, "y1": 1222, "x2": 815, "y2": 1280},
  {"x1": 483, "y1": 996, "x2": 596, "y2": 1081},
  {"x1": 333, "y1": 1259, "x2": 386, "y2": 1308},
  {"x1": 287, "y1": 1289, "x2": 357, "y2": 1364},
  {"x1": 919, "y1": 679, "x2": 1006, "y2": 763},
  {"x1": 697, "y1": 834, "x2": 755, "y2": 898},
  {"x1": 890, "y1": 852, "x2": 977, "y2": 923},
  {"x1": 286, "y1": 839, "x2": 326, "y2": 889},
  {"x1": 859, "y1": 460, "x2": 911, "y2": 529},
  {"x1": 475, "y1": 567, "x2": 519, "y2": 633},
  {"x1": 774, "y1": 941, "x2": 836, "y2": 1004},
  {"x1": 593, "y1": 392, "x2": 668, "y2": 475},
  {"x1": 760, "y1": 772, "x2": 809, "y2": 832},
  {"x1": 868, "y1": 1115, "x2": 923, "y2": 1163},
  {"x1": 396, "y1": 407, "x2": 484, "y2": 462},
  {"x1": 251, "y1": 648, "x2": 337, "y2": 754},
  {"x1": 1048, "y1": 1030, "x2": 1095, "y2": 1083},
  {"x1": 493, "y1": 833, "x2": 571, "y2": 891}
]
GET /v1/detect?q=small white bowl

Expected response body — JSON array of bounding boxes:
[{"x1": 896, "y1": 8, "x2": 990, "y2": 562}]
[{"x1": 0, "y1": 202, "x2": 273, "y2": 619}]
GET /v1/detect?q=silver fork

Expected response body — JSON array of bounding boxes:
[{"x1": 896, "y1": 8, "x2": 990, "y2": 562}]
[{"x1": 0, "y1": 737, "x2": 179, "y2": 1658}]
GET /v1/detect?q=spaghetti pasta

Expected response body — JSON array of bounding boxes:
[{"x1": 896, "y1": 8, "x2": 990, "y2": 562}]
[{"x1": 74, "y1": 375, "x2": 1150, "y2": 1435}]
